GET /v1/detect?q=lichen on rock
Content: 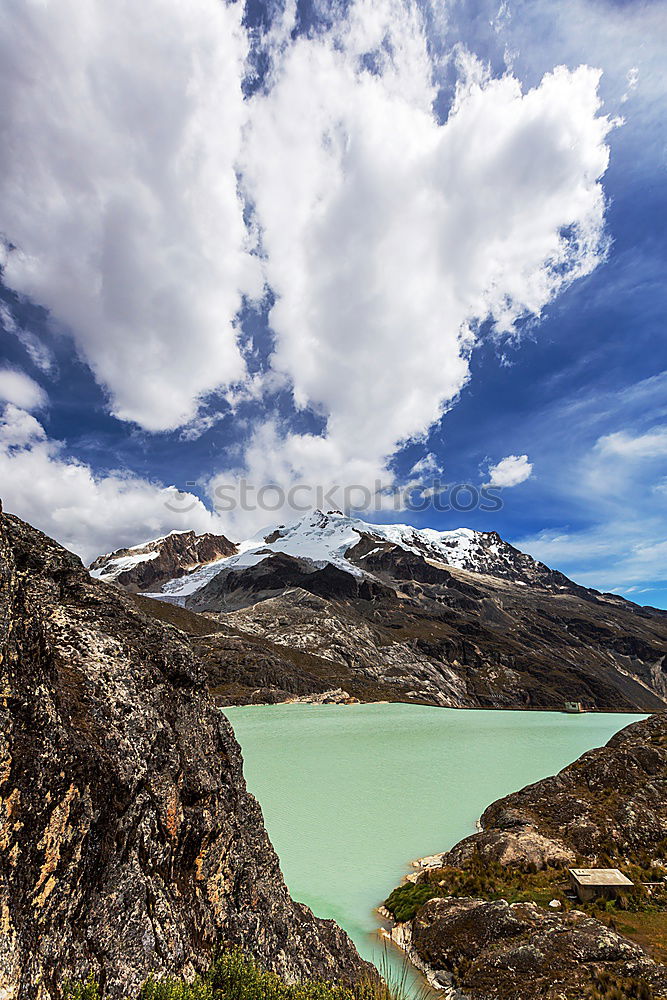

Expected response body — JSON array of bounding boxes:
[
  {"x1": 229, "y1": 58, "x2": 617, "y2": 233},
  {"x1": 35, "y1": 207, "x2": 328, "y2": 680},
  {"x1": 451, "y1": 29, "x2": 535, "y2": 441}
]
[{"x1": 0, "y1": 504, "x2": 369, "y2": 999}]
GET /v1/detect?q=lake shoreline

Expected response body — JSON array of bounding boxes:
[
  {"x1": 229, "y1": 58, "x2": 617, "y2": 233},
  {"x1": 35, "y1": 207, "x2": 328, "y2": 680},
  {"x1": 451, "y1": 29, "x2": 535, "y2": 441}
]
[
  {"x1": 378, "y1": 712, "x2": 667, "y2": 997},
  {"x1": 222, "y1": 695, "x2": 646, "y2": 714},
  {"x1": 225, "y1": 702, "x2": 645, "y2": 980}
]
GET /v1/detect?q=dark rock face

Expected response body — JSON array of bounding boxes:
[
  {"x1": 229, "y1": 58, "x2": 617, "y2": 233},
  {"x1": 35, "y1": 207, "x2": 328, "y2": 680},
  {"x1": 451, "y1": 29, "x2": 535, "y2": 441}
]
[
  {"x1": 187, "y1": 552, "x2": 394, "y2": 612},
  {"x1": 129, "y1": 592, "x2": 404, "y2": 708},
  {"x1": 193, "y1": 630, "x2": 334, "y2": 705},
  {"x1": 89, "y1": 530, "x2": 237, "y2": 593},
  {"x1": 345, "y1": 531, "x2": 593, "y2": 597},
  {"x1": 411, "y1": 897, "x2": 667, "y2": 999},
  {"x1": 0, "y1": 508, "x2": 368, "y2": 999},
  {"x1": 193, "y1": 558, "x2": 667, "y2": 711}
]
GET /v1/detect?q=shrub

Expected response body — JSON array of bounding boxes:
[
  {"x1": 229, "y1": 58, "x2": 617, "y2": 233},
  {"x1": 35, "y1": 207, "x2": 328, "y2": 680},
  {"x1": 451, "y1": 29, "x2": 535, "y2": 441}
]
[
  {"x1": 384, "y1": 884, "x2": 437, "y2": 923},
  {"x1": 63, "y1": 948, "x2": 404, "y2": 1000},
  {"x1": 63, "y1": 977, "x2": 102, "y2": 1000},
  {"x1": 137, "y1": 951, "x2": 360, "y2": 1000}
]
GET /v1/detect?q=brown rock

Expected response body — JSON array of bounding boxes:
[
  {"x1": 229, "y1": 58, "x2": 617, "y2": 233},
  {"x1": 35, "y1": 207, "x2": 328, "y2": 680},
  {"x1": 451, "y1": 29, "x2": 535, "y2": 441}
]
[
  {"x1": 0, "y1": 507, "x2": 369, "y2": 999},
  {"x1": 412, "y1": 897, "x2": 667, "y2": 999},
  {"x1": 89, "y1": 530, "x2": 237, "y2": 593},
  {"x1": 441, "y1": 824, "x2": 576, "y2": 872}
]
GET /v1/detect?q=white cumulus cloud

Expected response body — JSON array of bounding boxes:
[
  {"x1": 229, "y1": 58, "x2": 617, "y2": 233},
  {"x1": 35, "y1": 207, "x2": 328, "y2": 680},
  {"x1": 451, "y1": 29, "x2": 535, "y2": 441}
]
[
  {"x1": 238, "y1": 0, "x2": 612, "y2": 512},
  {"x1": 486, "y1": 454, "x2": 533, "y2": 488},
  {"x1": 0, "y1": 0, "x2": 618, "y2": 550},
  {"x1": 0, "y1": 0, "x2": 257, "y2": 431},
  {"x1": 0, "y1": 368, "x2": 47, "y2": 411},
  {"x1": 0, "y1": 405, "x2": 228, "y2": 563}
]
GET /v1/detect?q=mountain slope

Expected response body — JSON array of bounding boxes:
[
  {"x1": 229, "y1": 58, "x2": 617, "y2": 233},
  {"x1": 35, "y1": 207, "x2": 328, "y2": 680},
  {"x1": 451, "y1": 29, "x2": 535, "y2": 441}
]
[
  {"x1": 91, "y1": 510, "x2": 667, "y2": 712},
  {"x1": 89, "y1": 529, "x2": 236, "y2": 592},
  {"x1": 0, "y1": 504, "x2": 368, "y2": 998}
]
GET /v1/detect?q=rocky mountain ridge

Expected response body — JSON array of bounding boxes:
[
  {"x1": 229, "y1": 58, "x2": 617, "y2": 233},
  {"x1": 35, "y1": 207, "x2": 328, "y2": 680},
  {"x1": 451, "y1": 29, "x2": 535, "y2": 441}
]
[
  {"x1": 90, "y1": 511, "x2": 667, "y2": 712},
  {"x1": 89, "y1": 529, "x2": 237, "y2": 593},
  {"x1": 135, "y1": 510, "x2": 598, "y2": 605},
  {"x1": 0, "y1": 504, "x2": 368, "y2": 998}
]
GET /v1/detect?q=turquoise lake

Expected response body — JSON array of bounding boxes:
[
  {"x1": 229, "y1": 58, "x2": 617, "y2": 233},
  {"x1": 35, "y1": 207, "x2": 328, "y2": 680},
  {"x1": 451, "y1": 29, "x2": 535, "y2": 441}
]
[{"x1": 225, "y1": 703, "x2": 644, "y2": 974}]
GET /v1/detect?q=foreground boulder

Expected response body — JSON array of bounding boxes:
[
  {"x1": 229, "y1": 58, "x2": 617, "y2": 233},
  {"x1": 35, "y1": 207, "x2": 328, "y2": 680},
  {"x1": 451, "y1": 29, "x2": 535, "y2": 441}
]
[
  {"x1": 432, "y1": 819, "x2": 576, "y2": 873},
  {"x1": 412, "y1": 897, "x2": 667, "y2": 998},
  {"x1": 0, "y1": 506, "x2": 368, "y2": 999}
]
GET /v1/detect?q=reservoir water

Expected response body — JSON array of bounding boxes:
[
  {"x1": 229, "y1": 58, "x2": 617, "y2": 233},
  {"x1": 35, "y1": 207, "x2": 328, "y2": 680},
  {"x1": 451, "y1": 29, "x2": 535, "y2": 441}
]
[{"x1": 225, "y1": 703, "x2": 644, "y2": 974}]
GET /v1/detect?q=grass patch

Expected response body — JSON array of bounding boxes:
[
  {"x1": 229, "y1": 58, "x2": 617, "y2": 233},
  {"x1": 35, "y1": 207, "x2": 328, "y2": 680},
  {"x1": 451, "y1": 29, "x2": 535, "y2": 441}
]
[
  {"x1": 384, "y1": 853, "x2": 667, "y2": 924},
  {"x1": 605, "y1": 912, "x2": 667, "y2": 965},
  {"x1": 384, "y1": 861, "x2": 572, "y2": 922},
  {"x1": 583, "y1": 969, "x2": 661, "y2": 999}
]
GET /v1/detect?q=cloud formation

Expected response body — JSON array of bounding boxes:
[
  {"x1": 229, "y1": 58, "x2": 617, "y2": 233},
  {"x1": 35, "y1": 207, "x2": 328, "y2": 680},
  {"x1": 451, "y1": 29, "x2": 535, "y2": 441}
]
[
  {"x1": 233, "y1": 1, "x2": 611, "y2": 525},
  {"x1": 0, "y1": 301, "x2": 55, "y2": 373},
  {"x1": 514, "y1": 376, "x2": 667, "y2": 598},
  {"x1": 0, "y1": 0, "x2": 616, "y2": 546},
  {"x1": 0, "y1": 368, "x2": 46, "y2": 410},
  {"x1": 595, "y1": 427, "x2": 667, "y2": 460},
  {"x1": 0, "y1": 405, "x2": 226, "y2": 562},
  {"x1": 0, "y1": 0, "x2": 256, "y2": 431},
  {"x1": 486, "y1": 454, "x2": 533, "y2": 488}
]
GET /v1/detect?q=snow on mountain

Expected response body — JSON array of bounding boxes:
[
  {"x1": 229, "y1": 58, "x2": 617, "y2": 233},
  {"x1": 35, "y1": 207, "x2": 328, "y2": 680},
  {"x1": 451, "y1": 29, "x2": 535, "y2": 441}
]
[
  {"x1": 89, "y1": 529, "x2": 236, "y2": 592},
  {"x1": 90, "y1": 549, "x2": 159, "y2": 582},
  {"x1": 156, "y1": 510, "x2": 366, "y2": 598},
  {"x1": 90, "y1": 529, "x2": 193, "y2": 582},
  {"x1": 152, "y1": 509, "x2": 537, "y2": 600}
]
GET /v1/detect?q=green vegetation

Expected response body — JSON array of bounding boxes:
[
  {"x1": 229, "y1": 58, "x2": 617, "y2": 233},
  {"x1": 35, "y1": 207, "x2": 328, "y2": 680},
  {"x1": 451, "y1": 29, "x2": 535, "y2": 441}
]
[
  {"x1": 384, "y1": 857, "x2": 574, "y2": 922},
  {"x1": 384, "y1": 884, "x2": 438, "y2": 923},
  {"x1": 62, "y1": 948, "x2": 409, "y2": 1000},
  {"x1": 138, "y1": 951, "x2": 357, "y2": 1000},
  {"x1": 63, "y1": 978, "x2": 101, "y2": 1000},
  {"x1": 384, "y1": 852, "x2": 667, "y2": 924}
]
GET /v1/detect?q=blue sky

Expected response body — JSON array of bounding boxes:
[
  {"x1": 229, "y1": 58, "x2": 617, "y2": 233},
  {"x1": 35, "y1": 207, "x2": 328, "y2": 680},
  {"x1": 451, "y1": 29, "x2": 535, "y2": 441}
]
[{"x1": 1, "y1": 0, "x2": 667, "y2": 606}]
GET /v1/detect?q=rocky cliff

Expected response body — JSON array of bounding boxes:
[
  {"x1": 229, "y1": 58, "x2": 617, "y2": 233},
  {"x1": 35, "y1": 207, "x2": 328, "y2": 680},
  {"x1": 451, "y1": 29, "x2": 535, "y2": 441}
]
[{"x1": 0, "y1": 505, "x2": 368, "y2": 999}]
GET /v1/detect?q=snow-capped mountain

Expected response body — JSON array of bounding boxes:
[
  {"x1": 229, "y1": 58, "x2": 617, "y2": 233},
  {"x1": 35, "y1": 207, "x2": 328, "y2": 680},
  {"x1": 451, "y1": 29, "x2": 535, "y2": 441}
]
[
  {"x1": 87, "y1": 508, "x2": 667, "y2": 713},
  {"x1": 89, "y1": 529, "x2": 236, "y2": 593},
  {"x1": 132, "y1": 508, "x2": 570, "y2": 603},
  {"x1": 87, "y1": 509, "x2": 592, "y2": 606}
]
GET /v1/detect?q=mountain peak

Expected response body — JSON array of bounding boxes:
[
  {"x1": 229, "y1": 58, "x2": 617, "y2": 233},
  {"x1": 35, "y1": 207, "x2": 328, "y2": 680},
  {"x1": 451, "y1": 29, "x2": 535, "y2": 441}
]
[
  {"x1": 103, "y1": 509, "x2": 576, "y2": 604},
  {"x1": 89, "y1": 529, "x2": 237, "y2": 592}
]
